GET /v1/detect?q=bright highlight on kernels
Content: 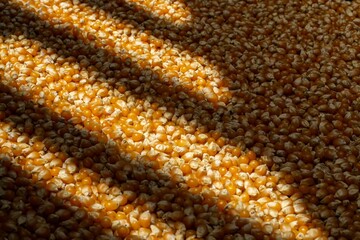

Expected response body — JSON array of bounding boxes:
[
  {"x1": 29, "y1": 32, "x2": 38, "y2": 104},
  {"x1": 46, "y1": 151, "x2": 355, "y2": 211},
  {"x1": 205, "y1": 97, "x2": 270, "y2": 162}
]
[{"x1": 1, "y1": 0, "x2": 360, "y2": 239}]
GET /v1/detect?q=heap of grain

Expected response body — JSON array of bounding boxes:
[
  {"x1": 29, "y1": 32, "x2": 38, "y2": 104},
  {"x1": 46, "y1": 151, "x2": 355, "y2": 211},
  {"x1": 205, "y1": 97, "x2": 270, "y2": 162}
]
[{"x1": 1, "y1": 0, "x2": 360, "y2": 239}]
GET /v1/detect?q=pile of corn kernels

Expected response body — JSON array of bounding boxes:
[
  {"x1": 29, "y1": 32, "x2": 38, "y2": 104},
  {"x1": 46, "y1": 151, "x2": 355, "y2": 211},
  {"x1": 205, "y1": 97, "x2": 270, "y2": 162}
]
[{"x1": 1, "y1": 0, "x2": 360, "y2": 239}]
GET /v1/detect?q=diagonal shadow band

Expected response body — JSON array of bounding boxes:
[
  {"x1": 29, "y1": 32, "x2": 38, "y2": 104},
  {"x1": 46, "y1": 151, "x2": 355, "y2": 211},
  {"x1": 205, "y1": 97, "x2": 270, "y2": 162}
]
[
  {"x1": 76, "y1": 0, "x2": 255, "y2": 78},
  {"x1": 0, "y1": 1, "x2": 269, "y2": 239},
  {"x1": 0, "y1": 0, "x2": 254, "y2": 157},
  {"x1": 0, "y1": 72, "x2": 264, "y2": 239},
  {"x1": 20, "y1": 0, "x2": 360, "y2": 163},
  {"x1": 0, "y1": 0, "x2": 242, "y2": 133},
  {"x1": 0, "y1": 0, "x2": 344, "y2": 239}
]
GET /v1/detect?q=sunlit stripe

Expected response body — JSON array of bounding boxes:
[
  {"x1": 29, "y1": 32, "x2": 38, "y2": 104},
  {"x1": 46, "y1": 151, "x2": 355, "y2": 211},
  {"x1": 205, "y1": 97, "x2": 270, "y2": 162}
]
[
  {"x1": 13, "y1": 0, "x2": 231, "y2": 106},
  {"x1": 1, "y1": 0, "x2": 330, "y2": 238}
]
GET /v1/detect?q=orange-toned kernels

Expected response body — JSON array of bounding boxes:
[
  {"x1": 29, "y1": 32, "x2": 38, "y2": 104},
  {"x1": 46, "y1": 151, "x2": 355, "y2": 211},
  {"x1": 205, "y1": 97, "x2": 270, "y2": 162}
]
[
  {"x1": 239, "y1": 192, "x2": 250, "y2": 203},
  {"x1": 175, "y1": 138, "x2": 190, "y2": 148},
  {"x1": 180, "y1": 163, "x2": 192, "y2": 175},
  {"x1": 116, "y1": 195, "x2": 128, "y2": 206},
  {"x1": 216, "y1": 136, "x2": 226, "y2": 147},
  {"x1": 123, "y1": 127, "x2": 134, "y2": 137},
  {"x1": 195, "y1": 168, "x2": 206, "y2": 179},
  {"x1": 217, "y1": 199, "x2": 227, "y2": 211},
  {"x1": 238, "y1": 155, "x2": 249, "y2": 164},
  {"x1": 61, "y1": 110, "x2": 72, "y2": 120},
  {"x1": 130, "y1": 217, "x2": 141, "y2": 230},
  {"x1": 82, "y1": 108, "x2": 92, "y2": 119},
  {"x1": 63, "y1": 75, "x2": 72, "y2": 83},
  {"x1": 50, "y1": 167, "x2": 61, "y2": 176},
  {"x1": 254, "y1": 176, "x2": 267, "y2": 188},
  {"x1": 82, "y1": 176, "x2": 92, "y2": 186},
  {"x1": 239, "y1": 209, "x2": 250, "y2": 218},
  {"x1": 207, "y1": 145, "x2": 218, "y2": 156},
  {"x1": 225, "y1": 182, "x2": 236, "y2": 195},
  {"x1": 9, "y1": 56, "x2": 18, "y2": 64},
  {"x1": 182, "y1": 153, "x2": 193, "y2": 162},
  {"x1": 189, "y1": 186, "x2": 202, "y2": 195},
  {"x1": 246, "y1": 151, "x2": 256, "y2": 161},
  {"x1": 75, "y1": 171, "x2": 88, "y2": 182},
  {"x1": 92, "y1": 105, "x2": 104, "y2": 117},
  {"x1": 98, "y1": 193, "x2": 107, "y2": 203},
  {"x1": 254, "y1": 164, "x2": 267, "y2": 176},
  {"x1": 100, "y1": 216, "x2": 112, "y2": 229},
  {"x1": 222, "y1": 157, "x2": 233, "y2": 169},
  {"x1": 125, "y1": 144, "x2": 135, "y2": 154},
  {"x1": 156, "y1": 133, "x2": 168, "y2": 142},
  {"x1": 117, "y1": 85, "x2": 127, "y2": 94},
  {"x1": 107, "y1": 211, "x2": 117, "y2": 221},
  {"x1": 267, "y1": 175, "x2": 279, "y2": 185},
  {"x1": 82, "y1": 195, "x2": 96, "y2": 208},
  {"x1": 218, "y1": 167, "x2": 227, "y2": 176},
  {"x1": 60, "y1": 172, "x2": 75, "y2": 184},
  {"x1": 162, "y1": 142, "x2": 173, "y2": 154},
  {"x1": 90, "y1": 121, "x2": 101, "y2": 132},
  {"x1": 23, "y1": 159, "x2": 34, "y2": 172},
  {"x1": 152, "y1": 110, "x2": 163, "y2": 119},
  {"x1": 97, "y1": 88, "x2": 108, "y2": 97},
  {"x1": 122, "y1": 204, "x2": 135, "y2": 214},
  {"x1": 116, "y1": 211, "x2": 127, "y2": 220},
  {"x1": 139, "y1": 211, "x2": 151, "y2": 228},
  {"x1": 150, "y1": 121, "x2": 163, "y2": 132},
  {"x1": 12, "y1": 145, "x2": 23, "y2": 156},
  {"x1": 187, "y1": 176, "x2": 199, "y2": 188},
  {"x1": 128, "y1": 111, "x2": 139, "y2": 121},
  {"x1": 298, "y1": 225, "x2": 309, "y2": 234},
  {"x1": 32, "y1": 141, "x2": 45, "y2": 151},
  {"x1": 132, "y1": 132, "x2": 144, "y2": 142},
  {"x1": 38, "y1": 168, "x2": 52, "y2": 181},
  {"x1": 195, "y1": 132, "x2": 208, "y2": 144},
  {"x1": 249, "y1": 159, "x2": 259, "y2": 169},
  {"x1": 268, "y1": 201, "x2": 281, "y2": 212},
  {"x1": 202, "y1": 188, "x2": 216, "y2": 199},
  {"x1": 229, "y1": 166, "x2": 239, "y2": 176},
  {"x1": 116, "y1": 226, "x2": 130, "y2": 237},
  {"x1": 284, "y1": 215, "x2": 297, "y2": 223},
  {"x1": 211, "y1": 130, "x2": 221, "y2": 140},
  {"x1": 240, "y1": 164, "x2": 253, "y2": 173},
  {"x1": 103, "y1": 200, "x2": 119, "y2": 211},
  {"x1": 263, "y1": 215, "x2": 273, "y2": 222},
  {"x1": 232, "y1": 147, "x2": 242, "y2": 157},
  {"x1": 65, "y1": 184, "x2": 76, "y2": 195},
  {"x1": 27, "y1": 151, "x2": 41, "y2": 159}
]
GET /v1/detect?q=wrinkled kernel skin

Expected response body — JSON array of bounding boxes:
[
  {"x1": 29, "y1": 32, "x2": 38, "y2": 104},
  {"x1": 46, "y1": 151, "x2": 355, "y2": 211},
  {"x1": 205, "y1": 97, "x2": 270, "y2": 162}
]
[{"x1": 1, "y1": 0, "x2": 360, "y2": 239}]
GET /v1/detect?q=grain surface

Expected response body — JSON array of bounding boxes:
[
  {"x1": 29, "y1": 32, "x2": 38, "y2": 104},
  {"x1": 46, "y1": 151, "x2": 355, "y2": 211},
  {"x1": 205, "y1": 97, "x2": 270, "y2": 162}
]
[{"x1": 1, "y1": 0, "x2": 360, "y2": 239}]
